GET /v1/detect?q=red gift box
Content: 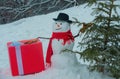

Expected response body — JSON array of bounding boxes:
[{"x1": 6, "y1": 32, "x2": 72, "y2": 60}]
[{"x1": 7, "y1": 39, "x2": 45, "y2": 76}]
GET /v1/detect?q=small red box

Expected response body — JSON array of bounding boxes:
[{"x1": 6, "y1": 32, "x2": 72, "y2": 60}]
[{"x1": 7, "y1": 39, "x2": 45, "y2": 76}]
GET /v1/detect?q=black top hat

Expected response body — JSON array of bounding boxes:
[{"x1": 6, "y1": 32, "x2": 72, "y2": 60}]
[{"x1": 53, "y1": 13, "x2": 72, "y2": 23}]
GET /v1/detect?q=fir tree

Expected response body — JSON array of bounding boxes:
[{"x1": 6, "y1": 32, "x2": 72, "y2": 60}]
[{"x1": 76, "y1": 0, "x2": 120, "y2": 78}]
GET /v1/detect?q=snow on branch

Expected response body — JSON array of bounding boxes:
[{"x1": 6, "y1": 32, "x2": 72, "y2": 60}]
[
  {"x1": 64, "y1": 0, "x2": 79, "y2": 6},
  {"x1": 0, "y1": 7, "x2": 13, "y2": 10},
  {"x1": 47, "y1": 0, "x2": 61, "y2": 10}
]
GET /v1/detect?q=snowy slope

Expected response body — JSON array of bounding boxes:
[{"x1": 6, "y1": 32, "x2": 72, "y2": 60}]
[
  {"x1": 0, "y1": 3, "x2": 94, "y2": 69},
  {"x1": 0, "y1": 3, "x2": 119, "y2": 79}
]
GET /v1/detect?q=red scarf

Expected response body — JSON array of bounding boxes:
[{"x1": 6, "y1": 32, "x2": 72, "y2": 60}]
[{"x1": 46, "y1": 30, "x2": 74, "y2": 65}]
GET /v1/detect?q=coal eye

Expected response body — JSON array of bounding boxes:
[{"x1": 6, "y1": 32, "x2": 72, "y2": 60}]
[
  {"x1": 55, "y1": 23, "x2": 57, "y2": 24},
  {"x1": 60, "y1": 23, "x2": 62, "y2": 25}
]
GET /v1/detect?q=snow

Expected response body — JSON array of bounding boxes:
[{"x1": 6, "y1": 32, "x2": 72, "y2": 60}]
[{"x1": 0, "y1": 2, "x2": 119, "y2": 79}]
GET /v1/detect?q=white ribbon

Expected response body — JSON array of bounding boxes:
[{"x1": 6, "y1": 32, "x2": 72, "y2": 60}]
[{"x1": 11, "y1": 42, "x2": 24, "y2": 75}]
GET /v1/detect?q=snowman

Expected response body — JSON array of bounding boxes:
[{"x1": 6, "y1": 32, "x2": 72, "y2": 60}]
[{"x1": 46, "y1": 13, "x2": 78, "y2": 69}]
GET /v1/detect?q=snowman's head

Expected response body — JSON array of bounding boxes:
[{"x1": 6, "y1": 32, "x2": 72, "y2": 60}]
[
  {"x1": 53, "y1": 20, "x2": 70, "y2": 32},
  {"x1": 52, "y1": 13, "x2": 72, "y2": 32}
]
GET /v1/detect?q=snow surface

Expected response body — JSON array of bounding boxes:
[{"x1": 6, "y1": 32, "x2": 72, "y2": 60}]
[{"x1": 0, "y1": 2, "x2": 119, "y2": 79}]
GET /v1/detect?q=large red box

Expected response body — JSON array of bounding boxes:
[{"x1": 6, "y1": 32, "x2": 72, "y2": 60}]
[{"x1": 7, "y1": 39, "x2": 45, "y2": 76}]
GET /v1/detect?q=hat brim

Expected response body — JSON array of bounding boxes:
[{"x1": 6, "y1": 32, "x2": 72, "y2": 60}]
[{"x1": 53, "y1": 18, "x2": 72, "y2": 23}]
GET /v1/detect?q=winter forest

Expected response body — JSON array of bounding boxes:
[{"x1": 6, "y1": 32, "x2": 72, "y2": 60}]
[
  {"x1": 0, "y1": 0, "x2": 85, "y2": 24},
  {"x1": 0, "y1": 0, "x2": 120, "y2": 79}
]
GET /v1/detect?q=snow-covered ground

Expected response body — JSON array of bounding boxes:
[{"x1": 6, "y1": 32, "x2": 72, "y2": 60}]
[{"x1": 0, "y1": 2, "x2": 119, "y2": 79}]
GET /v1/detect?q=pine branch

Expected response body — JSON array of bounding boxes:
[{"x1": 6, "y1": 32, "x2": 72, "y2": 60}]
[{"x1": 77, "y1": 0, "x2": 120, "y2": 78}]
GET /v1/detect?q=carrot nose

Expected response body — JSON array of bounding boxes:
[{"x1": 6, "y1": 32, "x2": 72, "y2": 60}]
[{"x1": 57, "y1": 24, "x2": 60, "y2": 27}]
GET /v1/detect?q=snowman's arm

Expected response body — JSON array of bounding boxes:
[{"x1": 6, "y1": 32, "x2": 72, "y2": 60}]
[
  {"x1": 74, "y1": 32, "x2": 80, "y2": 38},
  {"x1": 73, "y1": 29, "x2": 81, "y2": 38},
  {"x1": 73, "y1": 22, "x2": 93, "y2": 38},
  {"x1": 37, "y1": 37, "x2": 50, "y2": 39}
]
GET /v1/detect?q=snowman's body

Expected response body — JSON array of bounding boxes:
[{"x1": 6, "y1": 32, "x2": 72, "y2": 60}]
[
  {"x1": 52, "y1": 21, "x2": 74, "y2": 54},
  {"x1": 51, "y1": 38, "x2": 77, "y2": 68},
  {"x1": 46, "y1": 20, "x2": 78, "y2": 68},
  {"x1": 52, "y1": 38, "x2": 74, "y2": 55}
]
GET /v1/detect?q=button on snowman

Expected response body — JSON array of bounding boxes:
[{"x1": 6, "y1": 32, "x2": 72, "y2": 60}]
[{"x1": 46, "y1": 13, "x2": 78, "y2": 68}]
